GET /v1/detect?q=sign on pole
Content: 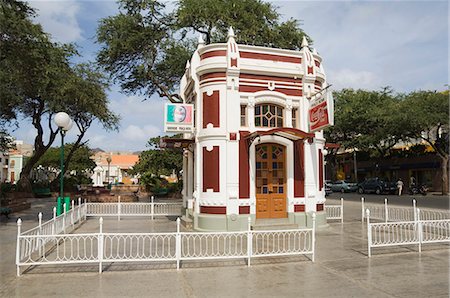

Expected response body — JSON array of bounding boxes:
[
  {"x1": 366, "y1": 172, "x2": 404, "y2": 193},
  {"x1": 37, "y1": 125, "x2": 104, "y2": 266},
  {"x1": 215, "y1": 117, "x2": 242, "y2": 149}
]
[
  {"x1": 308, "y1": 90, "x2": 334, "y2": 132},
  {"x1": 164, "y1": 103, "x2": 194, "y2": 133}
]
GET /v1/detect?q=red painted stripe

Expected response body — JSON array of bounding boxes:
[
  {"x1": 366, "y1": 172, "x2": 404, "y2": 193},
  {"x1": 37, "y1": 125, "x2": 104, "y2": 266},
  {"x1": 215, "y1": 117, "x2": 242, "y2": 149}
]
[
  {"x1": 200, "y1": 206, "x2": 226, "y2": 214},
  {"x1": 294, "y1": 204, "x2": 305, "y2": 212},
  {"x1": 200, "y1": 50, "x2": 227, "y2": 60},
  {"x1": 240, "y1": 73, "x2": 301, "y2": 84},
  {"x1": 203, "y1": 91, "x2": 220, "y2": 128},
  {"x1": 203, "y1": 146, "x2": 220, "y2": 192},
  {"x1": 316, "y1": 204, "x2": 324, "y2": 212},
  {"x1": 240, "y1": 51, "x2": 301, "y2": 63},
  {"x1": 239, "y1": 131, "x2": 250, "y2": 198},
  {"x1": 319, "y1": 149, "x2": 323, "y2": 191},
  {"x1": 239, "y1": 85, "x2": 302, "y2": 96},
  {"x1": 239, "y1": 206, "x2": 250, "y2": 214},
  {"x1": 200, "y1": 72, "x2": 226, "y2": 81},
  {"x1": 294, "y1": 140, "x2": 305, "y2": 197}
]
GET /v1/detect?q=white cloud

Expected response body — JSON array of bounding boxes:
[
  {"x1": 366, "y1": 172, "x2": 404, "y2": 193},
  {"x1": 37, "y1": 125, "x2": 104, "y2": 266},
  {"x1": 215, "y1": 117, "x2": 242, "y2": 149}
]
[
  {"x1": 121, "y1": 125, "x2": 162, "y2": 142},
  {"x1": 29, "y1": 0, "x2": 83, "y2": 43},
  {"x1": 328, "y1": 68, "x2": 382, "y2": 90}
]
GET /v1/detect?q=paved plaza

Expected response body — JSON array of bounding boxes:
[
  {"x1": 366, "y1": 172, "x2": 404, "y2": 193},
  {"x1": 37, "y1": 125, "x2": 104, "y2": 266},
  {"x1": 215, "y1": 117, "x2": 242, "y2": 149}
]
[{"x1": 0, "y1": 196, "x2": 449, "y2": 297}]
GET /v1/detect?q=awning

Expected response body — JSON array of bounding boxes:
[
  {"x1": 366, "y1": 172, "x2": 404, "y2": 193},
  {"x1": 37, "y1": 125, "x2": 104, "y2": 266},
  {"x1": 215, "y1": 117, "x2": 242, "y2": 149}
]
[
  {"x1": 245, "y1": 128, "x2": 314, "y2": 144},
  {"x1": 160, "y1": 138, "x2": 194, "y2": 149}
]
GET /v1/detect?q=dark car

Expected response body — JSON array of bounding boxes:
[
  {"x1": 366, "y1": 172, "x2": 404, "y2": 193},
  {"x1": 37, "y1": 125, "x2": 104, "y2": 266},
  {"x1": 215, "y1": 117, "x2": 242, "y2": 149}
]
[
  {"x1": 329, "y1": 180, "x2": 358, "y2": 193},
  {"x1": 358, "y1": 178, "x2": 397, "y2": 195}
]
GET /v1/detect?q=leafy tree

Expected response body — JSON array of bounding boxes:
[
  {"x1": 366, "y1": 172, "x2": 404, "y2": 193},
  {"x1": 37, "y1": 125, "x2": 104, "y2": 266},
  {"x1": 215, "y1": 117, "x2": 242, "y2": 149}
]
[
  {"x1": 131, "y1": 135, "x2": 183, "y2": 190},
  {"x1": 0, "y1": 129, "x2": 14, "y2": 152},
  {"x1": 0, "y1": 1, "x2": 119, "y2": 191},
  {"x1": 399, "y1": 91, "x2": 449, "y2": 194},
  {"x1": 96, "y1": 0, "x2": 310, "y2": 102},
  {"x1": 325, "y1": 88, "x2": 402, "y2": 157}
]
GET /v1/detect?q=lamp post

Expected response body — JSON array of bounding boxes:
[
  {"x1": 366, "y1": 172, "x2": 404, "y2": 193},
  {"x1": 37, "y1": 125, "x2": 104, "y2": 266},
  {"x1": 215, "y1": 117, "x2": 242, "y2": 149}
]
[
  {"x1": 106, "y1": 155, "x2": 112, "y2": 187},
  {"x1": 54, "y1": 112, "x2": 73, "y2": 215}
]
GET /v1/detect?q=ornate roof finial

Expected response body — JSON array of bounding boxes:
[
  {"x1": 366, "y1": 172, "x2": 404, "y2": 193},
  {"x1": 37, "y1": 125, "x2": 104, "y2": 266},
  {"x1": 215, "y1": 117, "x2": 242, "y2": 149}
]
[
  {"x1": 198, "y1": 34, "x2": 205, "y2": 45},
  {"x1": 185, "y1": 60, "x2": 190, "y2": 69},
  {"x1": 228, "y1": 26, "x2": 235, "y2": 38},
  {"x1": 312, "y1": 48, "x2": 318, "y2": 55},
  {"x1": 301, "y1": 36, "x2": 309, "y2": 48}
]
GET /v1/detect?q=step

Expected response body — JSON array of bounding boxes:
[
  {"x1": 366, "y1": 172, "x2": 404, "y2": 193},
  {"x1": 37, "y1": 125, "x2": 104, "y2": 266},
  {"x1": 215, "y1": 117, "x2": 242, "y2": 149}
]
[
  {"x1": 252, "y1": 219, "x2": 299, "y2": 231},
  {"x1": 180, "y1": 216, "x2": 193, "y2": 230}
]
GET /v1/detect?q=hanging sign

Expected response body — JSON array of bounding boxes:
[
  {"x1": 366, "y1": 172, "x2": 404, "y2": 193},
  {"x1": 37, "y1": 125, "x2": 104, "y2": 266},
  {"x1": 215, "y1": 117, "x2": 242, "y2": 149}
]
[
  {"x1": 164, "y1": 103, "x2": 194, "y2": 132},
  {"x1": 308, "y1": 90, "x2": 334, "y2": 132}
]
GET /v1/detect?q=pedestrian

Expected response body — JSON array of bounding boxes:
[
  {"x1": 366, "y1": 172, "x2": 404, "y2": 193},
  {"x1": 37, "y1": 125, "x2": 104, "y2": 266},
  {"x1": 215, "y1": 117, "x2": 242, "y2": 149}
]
[{"x1": 397, "y1": 178, "x2": 404, "y2": 196}]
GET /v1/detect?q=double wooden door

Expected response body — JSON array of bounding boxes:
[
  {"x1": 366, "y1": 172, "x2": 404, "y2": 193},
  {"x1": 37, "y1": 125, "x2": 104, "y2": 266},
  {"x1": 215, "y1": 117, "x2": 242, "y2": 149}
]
[{"x1": 255, "y1": 144, "x2": 287, "y2": 218}]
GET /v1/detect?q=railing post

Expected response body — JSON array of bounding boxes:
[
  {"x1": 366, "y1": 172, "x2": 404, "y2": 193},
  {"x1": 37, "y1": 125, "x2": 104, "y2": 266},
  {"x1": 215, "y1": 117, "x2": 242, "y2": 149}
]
[
  {"x1": 247, "y1": 216, "x2": 252, "y2": 266},
  {"x1": 118, "y1": 195, "x2": 121, "y2": 221},
  {"x1": 366, "y1": 209, "x2": 371, "y2": 257},
  {"x1": 38, "y1": 212, "x2": 43, "y2": 256},
  {"x1": 84, "y1": 198, "x2": 87, "y2": 221},
  {"x1": 417, "y1": 208, "x2": 422, "y2": 253},
  {"x1": 384, "y1": 198, "x2": 388, "y2": 223},
  {"x1": 312, "y1": 212, "x2": 316, "y2": 262},
  {"x1": 413, "y1": 199, "x2": 417, "y2": 222},
  {"x1": 361, "y1": 197, "x2": 365, "y2": 222},
  {"x1": 52, "y1": 207, "x2": 56, "y2": 235},
  {"x1": 62, "y1": 203, "x2": 67, "y2": 233},
  {"x1": 176, "y1": 217, "x2": 181, "y2": 270},
  {"x1": 151, "y1": 196, "x2": 155, "y2": 220},
  {"x1": 71, "y1": 200, "x2": 75, "y2": 228},
  {"x1": 78, "y1": 197, "x2": 81, "y2": 223},
  {"x1": 98, "y1": 217, "x2": 103, "y2": 273},
  {"x1": 16, "y1": 218, "x2": 22, "y2": 277},
  {"x1": 340, "y1": 198, "x2": 344, "y2": 223}
]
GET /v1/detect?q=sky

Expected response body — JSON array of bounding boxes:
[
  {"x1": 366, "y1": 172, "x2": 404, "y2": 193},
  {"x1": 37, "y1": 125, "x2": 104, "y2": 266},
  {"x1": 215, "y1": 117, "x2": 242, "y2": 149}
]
[{"x1": 9, "y1": 0, "x2": 449, "y2": 152}]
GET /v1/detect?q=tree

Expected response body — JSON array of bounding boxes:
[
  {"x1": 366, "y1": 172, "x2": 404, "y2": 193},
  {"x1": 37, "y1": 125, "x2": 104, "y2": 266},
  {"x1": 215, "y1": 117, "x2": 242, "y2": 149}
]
[
  {"x1": 131, "y1": 135, "x2": 183, "y2": 189},
  {"x1": 96, "y1": 0, "x2": 310, "y2": 102},
  {"x1": 0, "y1": 1, "x2": 119, "y2": 191},
  {"x1": 400, "y1": 91, "x2": 449, "y2": 194},
  {"x1": 36, "y1": 143, "x2": 96, "y2": 188},
  {"x1": 325, "y1": 88, "x2": 403, "y2": 157}
]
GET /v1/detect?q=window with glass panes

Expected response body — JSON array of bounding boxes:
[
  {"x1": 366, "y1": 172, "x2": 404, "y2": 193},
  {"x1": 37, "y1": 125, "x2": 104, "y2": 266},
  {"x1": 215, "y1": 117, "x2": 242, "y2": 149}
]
[
  {"x1": 292, "y1": 108, "x2": 298, "y2": 128},
  {"x1": 240, "y1": 105, "x2": 247, "y2": 126},
  {"x1": 254, "y1": 104, "x2": 284, "y2": 128}
]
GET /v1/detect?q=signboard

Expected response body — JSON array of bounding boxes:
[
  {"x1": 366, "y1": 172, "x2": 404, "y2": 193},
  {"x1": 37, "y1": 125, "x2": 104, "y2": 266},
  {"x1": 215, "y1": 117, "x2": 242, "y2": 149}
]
[
  {"x1": 164, "y1": 103, "x2": 194, "y2": 132},
  {"x1": 308, "y1": 90, "x2": 334, "y2": 132}
]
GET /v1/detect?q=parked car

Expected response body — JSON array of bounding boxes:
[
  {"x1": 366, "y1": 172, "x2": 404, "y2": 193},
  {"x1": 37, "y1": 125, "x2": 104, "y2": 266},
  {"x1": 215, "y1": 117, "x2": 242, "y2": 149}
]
[
  {"x1": 329, "y1": 180, "x2": 358, "y2": 193},
  {"x1": 325, "y1": 181, "x2": 333, "y2": 196},
  {"x1": 358, "y1": 178, "x2": 397, "y2": 195}
]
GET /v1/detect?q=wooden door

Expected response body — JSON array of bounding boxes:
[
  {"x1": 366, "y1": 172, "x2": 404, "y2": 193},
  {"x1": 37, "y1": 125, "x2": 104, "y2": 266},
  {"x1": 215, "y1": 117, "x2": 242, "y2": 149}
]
[{"x1": 255, "y1": 144, "x2": 287, "y2": 218}]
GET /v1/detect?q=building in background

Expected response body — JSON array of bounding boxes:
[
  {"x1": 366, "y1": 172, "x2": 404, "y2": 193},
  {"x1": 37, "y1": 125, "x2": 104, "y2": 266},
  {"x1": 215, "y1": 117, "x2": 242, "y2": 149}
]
[
  {"x1": 91, "y1": 152, "x2": 139, "y2": 186},
  {"x1": 5, "y1": 141, "x2": 34, "y2": 183}
]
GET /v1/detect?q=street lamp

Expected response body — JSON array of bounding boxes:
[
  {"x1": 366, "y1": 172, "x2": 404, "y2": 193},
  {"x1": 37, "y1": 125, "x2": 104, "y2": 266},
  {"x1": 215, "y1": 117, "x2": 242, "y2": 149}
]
[
  {"x1": 54, "y1": 112, "x2": 73, "y2": 215},
  {"x1": 106, "y1": 155, "x2": 112, "y2": 187}
]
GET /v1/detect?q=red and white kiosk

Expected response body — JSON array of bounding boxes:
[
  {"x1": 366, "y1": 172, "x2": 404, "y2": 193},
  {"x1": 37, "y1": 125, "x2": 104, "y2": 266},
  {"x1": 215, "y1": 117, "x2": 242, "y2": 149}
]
[{"x1": 164, "y1": 28, "x2": 333, "y2": 231}]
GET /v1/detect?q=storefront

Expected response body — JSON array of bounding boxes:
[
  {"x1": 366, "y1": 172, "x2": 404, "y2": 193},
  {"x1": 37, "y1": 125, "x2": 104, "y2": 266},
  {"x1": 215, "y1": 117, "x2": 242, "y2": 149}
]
[{"x1": 164, "y1": 28, "x2": 333, "y2": 231}]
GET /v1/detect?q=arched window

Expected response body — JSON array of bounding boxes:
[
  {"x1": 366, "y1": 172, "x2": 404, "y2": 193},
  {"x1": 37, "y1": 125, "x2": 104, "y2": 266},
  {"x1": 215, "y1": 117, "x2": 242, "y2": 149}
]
[{"x1": 254, "y1": 104, "x2": 284, "y2": 128}]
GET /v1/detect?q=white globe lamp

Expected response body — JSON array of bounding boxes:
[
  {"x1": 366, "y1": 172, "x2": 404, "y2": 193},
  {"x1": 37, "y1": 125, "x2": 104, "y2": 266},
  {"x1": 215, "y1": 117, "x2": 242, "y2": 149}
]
[{"x1": 54, "y1": 112, "x2": 71, "y2": 129}]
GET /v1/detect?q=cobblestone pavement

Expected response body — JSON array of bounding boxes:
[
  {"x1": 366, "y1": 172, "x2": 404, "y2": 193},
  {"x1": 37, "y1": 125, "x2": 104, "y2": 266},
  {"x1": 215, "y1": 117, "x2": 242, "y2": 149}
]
[{"x1": 0, "y1": 197, "x2": 449, "y2": 297}]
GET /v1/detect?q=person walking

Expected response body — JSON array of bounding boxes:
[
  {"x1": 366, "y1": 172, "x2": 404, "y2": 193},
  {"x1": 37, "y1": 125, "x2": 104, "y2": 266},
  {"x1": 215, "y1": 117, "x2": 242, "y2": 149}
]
[{"x1": 397, "y1": 178, "x2": 404, "y2": 196}]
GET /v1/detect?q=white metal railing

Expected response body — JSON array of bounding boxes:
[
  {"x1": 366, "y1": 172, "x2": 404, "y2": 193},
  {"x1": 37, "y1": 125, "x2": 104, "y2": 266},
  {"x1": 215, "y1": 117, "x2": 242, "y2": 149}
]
[
  {"x1": 325, "y1": 198, "x2": 344, "y2": 223},
  {"x1": 361, "y1": 197, "x2": 450, "y2": 223},
  {"x1": 366, "y1": 208, "x2": 450, "y2": 257},
  {"x1": 17, "y1": 214, "x2": 316, "y2": 275},
  {"x1": 85, "y1": 196, "x2": 182, "y2": 220}
]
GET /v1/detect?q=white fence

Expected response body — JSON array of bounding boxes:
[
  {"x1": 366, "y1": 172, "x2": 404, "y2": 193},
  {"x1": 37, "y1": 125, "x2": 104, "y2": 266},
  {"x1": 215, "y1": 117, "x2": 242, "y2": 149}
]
[
  {"x1": 361, "y1": 197, "x2": 450, "y2": 223},
  {"x1": 85, "y1": 196, "x2": 182, "y2": 220},
  {"x1": 325, "y1": 198, "x2": 344, "y2": 223},
  {"x1": 366, "y1": 209, "x2": 450, "y2": 257},
  {"x1": 16, "y1": 214, "x2": 316, "y2": 275}
]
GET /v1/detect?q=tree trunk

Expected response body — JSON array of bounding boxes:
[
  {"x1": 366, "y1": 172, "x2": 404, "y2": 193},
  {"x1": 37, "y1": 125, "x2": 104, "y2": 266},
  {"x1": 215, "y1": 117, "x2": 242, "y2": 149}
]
[
  {"x1": 17, "y1": 147, "x2": 48, "y2": 192},
  {"x1": 441, "y1": 155, "x2": 449, "y2": 194}
]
